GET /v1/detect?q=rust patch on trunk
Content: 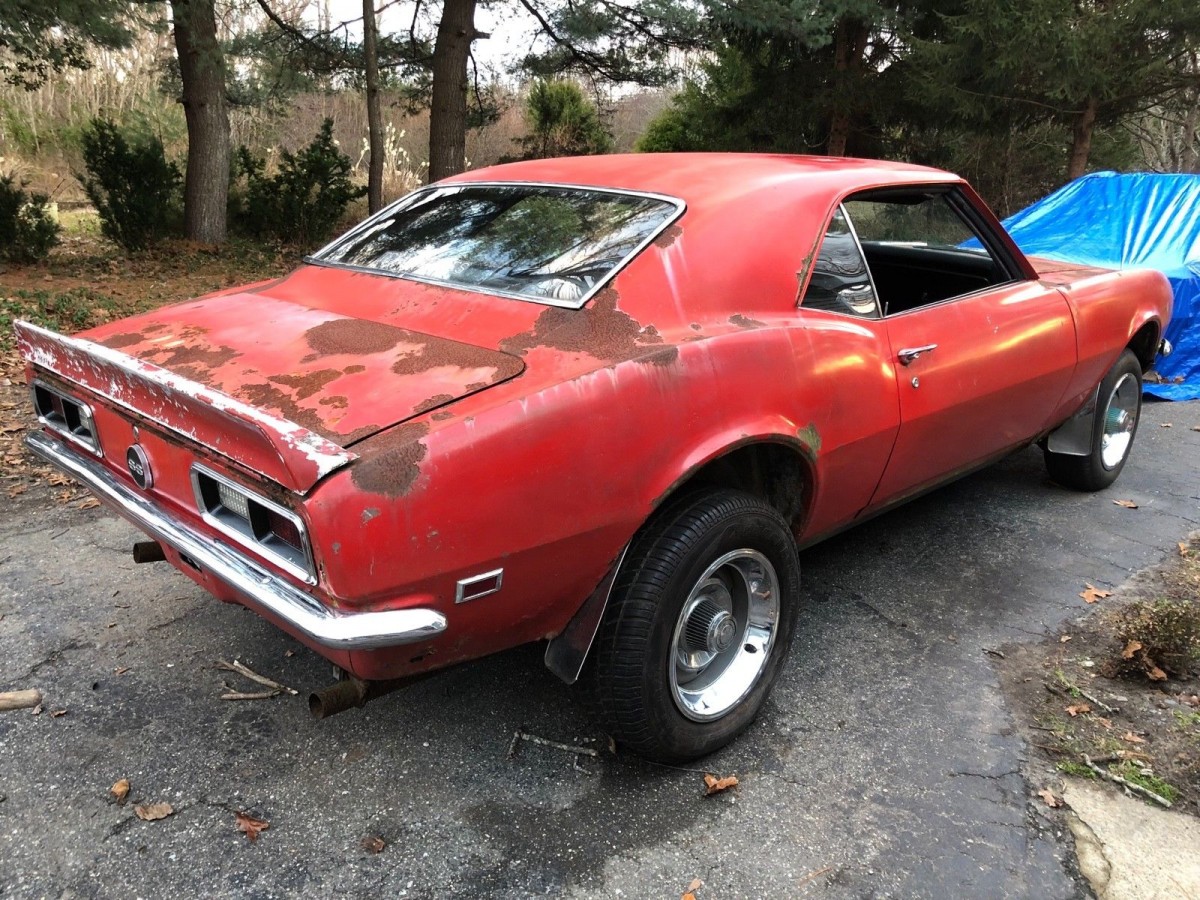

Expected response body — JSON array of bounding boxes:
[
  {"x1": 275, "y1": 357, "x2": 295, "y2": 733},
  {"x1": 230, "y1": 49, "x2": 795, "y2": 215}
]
[
  {"x1": 237, "y1": 382, "x2": 376, "y2": 444},
  {"x1": 391, "y1": 339, "x2": 522, "y2": 378},
  {"x1": 351, "y1": 422, "x2": 431, "y2": 497},
  {"x1": 413, "y1": 393, "x2": 455, "y2": 414},
  {"x1": 499, "y1": 288, "x2": 665, "y2": 363},
  {"x1": 319, "y1": 395, "x2": 349, "y2": 409},
  {"x1": 431, "y1": 410, "x2": 455, "y2": 421},
  {"x1": 343, "y1": 364, "x2": 367, "y2": 374},
  {"x1": 305, "y1": 319, "x2": 408, "y2": 356},
  {"x1": 268, "y1": 369, "x2": 341, "y2": 401},
  {"x1": 653, "y1": 224, "x2": 682, "y2": 249},
  {"x1": 99, "y1": 332, "x2": 146, "y2": 349},
  {"x1": 637, "y1": 346, "x2": 679, "y2": 367}
]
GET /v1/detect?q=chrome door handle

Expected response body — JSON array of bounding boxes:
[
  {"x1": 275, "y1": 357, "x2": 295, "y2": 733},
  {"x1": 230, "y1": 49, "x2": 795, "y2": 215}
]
[{"x1": 898, "y1": 344, "x2": 937, "y2": 366}]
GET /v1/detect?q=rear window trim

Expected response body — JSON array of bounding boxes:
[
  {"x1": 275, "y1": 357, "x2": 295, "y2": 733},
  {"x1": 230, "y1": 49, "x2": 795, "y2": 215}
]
[{"x1": 305, "y1": 181, "x2": 687, "y2": 310}]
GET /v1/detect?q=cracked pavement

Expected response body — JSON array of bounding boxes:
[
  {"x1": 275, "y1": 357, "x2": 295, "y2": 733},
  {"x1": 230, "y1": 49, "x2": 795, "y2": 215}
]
[{"x1": 1, "y1": 400, "x2": 1198, "y2": 898}]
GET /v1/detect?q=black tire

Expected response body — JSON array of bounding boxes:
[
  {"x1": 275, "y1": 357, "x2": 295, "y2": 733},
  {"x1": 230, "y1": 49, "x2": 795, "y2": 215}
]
[
  {"x1": 1044, "y1": 349, "x2": 1142, "y2": 491},
  {"x1": 585, "y1": 488, "x2": 802, "y2": 762}
]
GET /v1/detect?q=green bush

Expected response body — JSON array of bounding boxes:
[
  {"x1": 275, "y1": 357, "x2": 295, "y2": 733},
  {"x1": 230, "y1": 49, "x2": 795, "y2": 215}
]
[
  {"x1": 79, "y1": 118, "x2": 181, "y2": 251},
  {"x1": 0, "y1": 174, "x2": 60, "y2": 263},
  {"x1": 230, "y1": 119, "x2": 365, "y2": 248}
]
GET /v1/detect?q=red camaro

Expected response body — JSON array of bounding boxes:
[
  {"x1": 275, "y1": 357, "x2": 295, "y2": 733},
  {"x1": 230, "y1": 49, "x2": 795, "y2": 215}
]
[{"x1": 18, "y1": 154, "x2": 1173, "y2": 761}]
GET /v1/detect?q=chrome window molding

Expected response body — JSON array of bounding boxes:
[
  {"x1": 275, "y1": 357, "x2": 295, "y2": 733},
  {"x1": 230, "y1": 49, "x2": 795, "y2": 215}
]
[
  {"x1": 30, "y1": 378, "x2": 102, "y2": 457},
  {"x1": 190, "y1": 463, "x2": 316, "y2": 585},
  {"x1": 304, "y1": 181, "x2": 687, "y2": 311}
]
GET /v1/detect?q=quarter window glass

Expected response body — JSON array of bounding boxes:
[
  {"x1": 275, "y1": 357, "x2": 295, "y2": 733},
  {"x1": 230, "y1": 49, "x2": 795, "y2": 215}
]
[
  {"x1": 843, "y1": 191, "x2": 1012, "y2": 315},
  {"x1": 801, "y1": 207, "x2": 880, "y2": 319}
]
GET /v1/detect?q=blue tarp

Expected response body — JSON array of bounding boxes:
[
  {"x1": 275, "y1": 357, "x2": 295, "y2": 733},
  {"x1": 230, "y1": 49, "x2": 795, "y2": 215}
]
[{"x1": 1001, "y1": 171, "x2": 1200, "y2": 400}]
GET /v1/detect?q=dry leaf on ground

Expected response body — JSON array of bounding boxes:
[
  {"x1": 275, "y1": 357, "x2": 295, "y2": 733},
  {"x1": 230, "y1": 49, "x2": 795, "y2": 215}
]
[
  {"x1": 1180, "y1": 542, "x2": 1191, "y2": 557},
  {"x1": 361, "y1": 835, "x2": 386, "y2": 854},
  {"x1": 49, "y1": 708, "x2": 67, "y2": 718},
  {"x1": 1059, "y1": 635, "x2": 1072, "y2": 643},
  {"x1": 76, "y1": 497, "x2": 100, "y2": 510},
  {"x1": 134, "y1": 802, "x2": 174, "y2": 821},
  {"x1": 235, "y1": 811, "x2": 270, "y2": 842},
  {"x1": 703, "y1": 773, "x2": 739, "y2": 795},
  {"x1": 1122, "y1": 732, "x2": 1147, "y2": 744},
  {"x1": 1079, "y1": 583, "x2": 1112, "y2": 603},
  {"x1": 1065, "y1": 704, "x2": 1092, "y2": 717},
  {"x1": 110, "y1": 779, "x2": 130, "y2": 804},
  {"x1": 1113, "y1": 499, "x2": 1139, "y2": 509},
  {"x1": 1122, "y1": 640, "x2": 1144, "y2": 660},
  {"x1": 1148, "y1": 665, "x2": 1168, "y2": 682},
  {"x1": 1037, "y1": 788, "x2": 1061, "y2": 808}
]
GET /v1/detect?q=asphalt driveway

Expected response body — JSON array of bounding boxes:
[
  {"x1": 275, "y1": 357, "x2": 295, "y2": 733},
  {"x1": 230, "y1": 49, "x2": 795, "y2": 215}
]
[{"x1": 2, "y1": 400, "x2": 1197, "y2": 898}]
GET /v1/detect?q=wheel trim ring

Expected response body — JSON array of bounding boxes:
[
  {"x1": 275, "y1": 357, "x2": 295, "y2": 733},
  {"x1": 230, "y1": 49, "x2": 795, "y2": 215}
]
[
  {"x1": 669, "y1": 549, "x2": 780, "y2": 723},
  {"x1": 1100, "y1": 371, "x2": 1139, "y2": 470}
]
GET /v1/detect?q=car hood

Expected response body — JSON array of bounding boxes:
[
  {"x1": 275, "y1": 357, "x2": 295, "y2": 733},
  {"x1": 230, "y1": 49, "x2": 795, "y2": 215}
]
[{"x1": 82, "y1": 289, "x2": 526, "y2": 447}]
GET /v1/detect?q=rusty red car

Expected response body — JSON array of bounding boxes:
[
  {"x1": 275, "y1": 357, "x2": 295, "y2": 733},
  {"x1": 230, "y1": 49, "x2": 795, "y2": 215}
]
[{"x1": 17, "y1": 154, "x2": 1173, "y2": 761}]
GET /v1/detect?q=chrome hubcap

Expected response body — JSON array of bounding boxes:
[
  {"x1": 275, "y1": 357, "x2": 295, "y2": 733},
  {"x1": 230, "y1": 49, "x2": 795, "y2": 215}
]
[
  {"x1": 669, "y1": 549, "x2": 780, "y2": 722},
  {"x1": 1100, "y1": 372, "x2": 1139, "y2": 470}
]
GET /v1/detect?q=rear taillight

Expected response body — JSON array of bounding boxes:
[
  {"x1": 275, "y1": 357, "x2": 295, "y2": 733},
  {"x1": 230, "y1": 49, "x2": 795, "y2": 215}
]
[
  {"x1": 191, "y1": 465, "x2": 315, "y2": 583},
  {"x1": 32, "y1": 380, "x2": 101, "y2": 456}
]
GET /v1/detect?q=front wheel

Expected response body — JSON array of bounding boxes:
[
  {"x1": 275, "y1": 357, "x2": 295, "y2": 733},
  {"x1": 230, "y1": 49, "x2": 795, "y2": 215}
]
[
  {"x1": 585, "y1": 489, "x2": 801, "y2": 762},
  {"x1": 1044, "y1": 349, "x2": 1142, "y2": 491}
]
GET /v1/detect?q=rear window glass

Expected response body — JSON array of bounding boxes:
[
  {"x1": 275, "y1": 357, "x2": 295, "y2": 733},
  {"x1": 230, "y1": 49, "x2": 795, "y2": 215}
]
[{"x1": 313, "y1": 184, "x2": 682, "y2": 307}]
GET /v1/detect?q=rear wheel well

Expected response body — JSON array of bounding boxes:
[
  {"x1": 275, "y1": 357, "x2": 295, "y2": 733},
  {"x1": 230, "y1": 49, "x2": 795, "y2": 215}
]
[
  {"x1": 670, "y1": 442, "x2": 813, "y2": 534},
  {"x1": 1128, "y1": 321, "x2": 1160, "y2": 372}
]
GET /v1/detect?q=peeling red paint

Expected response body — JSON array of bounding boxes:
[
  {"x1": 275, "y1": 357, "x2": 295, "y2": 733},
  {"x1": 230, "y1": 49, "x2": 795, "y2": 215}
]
[
  {"x1": 351, "y1": 421, "x2": 430, "y2": 497},
  {"x1": 99, "y1": 332, "x2": 146, "y2": 349}
]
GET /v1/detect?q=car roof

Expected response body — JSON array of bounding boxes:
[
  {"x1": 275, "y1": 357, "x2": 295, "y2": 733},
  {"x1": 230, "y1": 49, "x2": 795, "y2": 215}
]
[{"x1": 443, "y1": 153, "x2": 960, "y2": 208}]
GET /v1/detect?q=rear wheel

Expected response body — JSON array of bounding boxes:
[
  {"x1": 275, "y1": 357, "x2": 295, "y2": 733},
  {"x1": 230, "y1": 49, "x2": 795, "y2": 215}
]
[
  {"x1": 1044, "y1": 349, "x2": 1142, "y2": 491},
  {"x1": 586, "y1": 489, "x2": 801, "y2": 762}
]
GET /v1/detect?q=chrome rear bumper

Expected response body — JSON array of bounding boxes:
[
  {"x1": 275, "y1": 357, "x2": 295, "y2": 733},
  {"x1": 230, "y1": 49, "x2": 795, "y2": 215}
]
[{"x1": 25, "y1": 430, "x2": 446, "y2": 651}]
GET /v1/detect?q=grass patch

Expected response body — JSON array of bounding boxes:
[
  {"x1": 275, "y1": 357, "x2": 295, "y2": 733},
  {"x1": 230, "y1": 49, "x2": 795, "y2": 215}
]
[
  {"x1": 1111, "y1": 761, "x2": 1181, "y2": 804},
  {"x1": 1056, "y1": 760, "x2": 1096, "y2": 779}
]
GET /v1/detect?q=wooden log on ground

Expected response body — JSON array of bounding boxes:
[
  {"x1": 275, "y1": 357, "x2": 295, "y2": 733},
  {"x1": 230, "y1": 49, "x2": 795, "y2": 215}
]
[{"x1": 0, "y1": 689, "x2": 43, "y2": 711}]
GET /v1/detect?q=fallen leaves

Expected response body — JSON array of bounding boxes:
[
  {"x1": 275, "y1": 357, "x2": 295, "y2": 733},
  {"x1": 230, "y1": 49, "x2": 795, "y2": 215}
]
[
  {"x1": 1122, "y1": 640, "x2": 1143, "y2": 660},
  {"x1": 1113, "y1": 499, "x2": 1139, "y2": 509},
  {"x1": 1037, "y1": 788, "x2": 1062, "y2": 808},
  {"x1": 1122, "y1": 732, "x2": 1146, "y2": 744},
  {"x1": 1079, "y1": 583, "x2": 1113, "y2": 603},
  {"x1": 110, "y1": 779, "x2": 130, "y2": 804},
  {"x1": 235, "y1": 811, "x2": 270, "y2": 842},
  {"x1": 361, "y1": 835, "x2": 386, "y2": 854},
  {"x1": 1148, "y1": 665, "x2": 1168, "y2": 682},
  {"x1": 76, "y1": 497, "x2": 100, "y2": 510},
  {"x1": 1065, "y1": 703, "x2": 1092, "y2": 717},
  {"x1": 703, "y1": 773, "x2": 739, "y2": 795},
  {"x1": 682, "y1": 877, "x2": 704, "y2": 900},
  {"x1": 1059, "y1": 635, "x2": 1072, "y2": 643},
  {"x1": 134, "y1": 801, "x2": 174, "y2": 822}
]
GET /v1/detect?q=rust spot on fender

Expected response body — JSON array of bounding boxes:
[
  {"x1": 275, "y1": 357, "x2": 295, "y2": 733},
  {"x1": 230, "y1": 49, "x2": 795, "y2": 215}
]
[
  {"x1": 413, "y1": 393, "x2": 455, "y2": 414},
  {"x1": 796, "y1": 422, "x2": 822, "y2": 456},
  {"x1": 499, "y1": 288, "x2": 665, "y2": 363},
  {"x1": 637, "y1": 346, "x2": 679, "y2": 367},
  {"x1": 730, "y1": 314, "x2": 765, "y2": 329},
  {"x1": 351, "y1": 422, "x2": 430, "y2": 497},
  {"x1": 267, "y1": 369, "x2": 341, "y2": 400},
  {"x1": 653, "y1": 224, "x2": 682, "y2": 249},
  {"x1": 305, "y1": 319, "x2": 407, "y2": 356}
]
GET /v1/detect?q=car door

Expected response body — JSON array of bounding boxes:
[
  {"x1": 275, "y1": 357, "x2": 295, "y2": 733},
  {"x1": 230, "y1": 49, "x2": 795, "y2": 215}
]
[{"x1": 845, "y1": 187, "x2": 1077, "y2": 509}]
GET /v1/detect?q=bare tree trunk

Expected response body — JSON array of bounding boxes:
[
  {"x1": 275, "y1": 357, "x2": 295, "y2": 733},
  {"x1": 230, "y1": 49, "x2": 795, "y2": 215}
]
[
  {"x1": 428, "y1": 0, "x2": 478, "y2": 182},
  {"x1": 171, "y1": 0, "x2": 230, "y2": 244},
  {"x1": 363, "y1": 0, "x2": 383, "y2": 211},
  {"x1": 827, "y1": 18, "x2": 869, "y2": 157},
  {"x1": 1066, "y1": 95, "x2": 1098, "y2": 181}
]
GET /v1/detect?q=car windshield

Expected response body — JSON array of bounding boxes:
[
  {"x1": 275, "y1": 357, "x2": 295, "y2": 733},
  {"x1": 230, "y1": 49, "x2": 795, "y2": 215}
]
[{"x1": 312, "y1": 184, "x2": 681, "y2": 307}]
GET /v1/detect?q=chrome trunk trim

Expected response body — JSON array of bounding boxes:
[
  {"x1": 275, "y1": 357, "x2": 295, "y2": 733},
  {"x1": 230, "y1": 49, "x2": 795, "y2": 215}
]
[{"x1": 25, "y1": 431, "x2": 446, "y2": 651}]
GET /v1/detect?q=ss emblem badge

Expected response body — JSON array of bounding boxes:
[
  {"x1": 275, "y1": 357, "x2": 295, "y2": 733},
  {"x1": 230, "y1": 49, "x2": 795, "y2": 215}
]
[{"x1": 126, "y1": 445, "x2": 153, "y2": 490}]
